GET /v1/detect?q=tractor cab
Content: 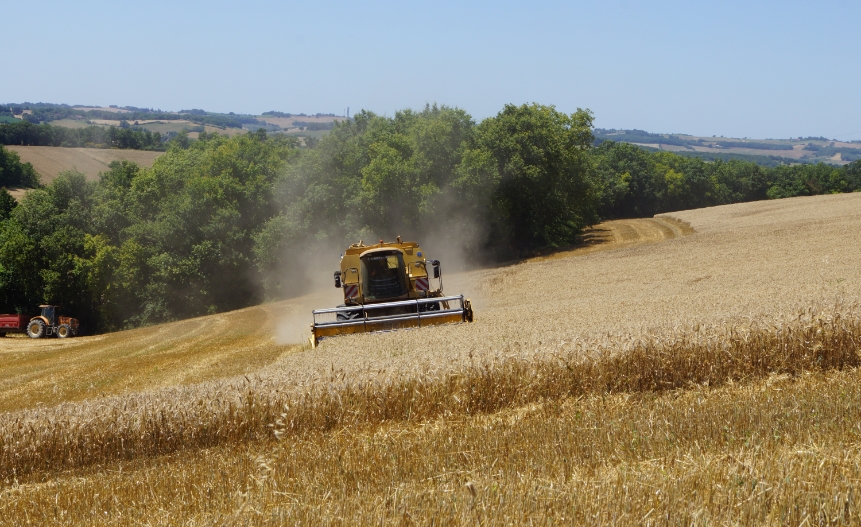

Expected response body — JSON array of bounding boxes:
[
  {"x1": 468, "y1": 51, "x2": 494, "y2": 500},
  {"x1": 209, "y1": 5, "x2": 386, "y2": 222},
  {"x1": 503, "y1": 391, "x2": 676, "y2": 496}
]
[{"x1": 40, "y1": 305, "x2": 59, "y2": 326}]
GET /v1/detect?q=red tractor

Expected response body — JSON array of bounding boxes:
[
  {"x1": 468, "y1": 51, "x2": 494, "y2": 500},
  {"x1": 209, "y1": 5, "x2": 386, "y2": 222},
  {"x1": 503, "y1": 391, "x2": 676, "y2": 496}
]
[{"x1": 0, "y1": 305, "x2": 80, "y2": 338}]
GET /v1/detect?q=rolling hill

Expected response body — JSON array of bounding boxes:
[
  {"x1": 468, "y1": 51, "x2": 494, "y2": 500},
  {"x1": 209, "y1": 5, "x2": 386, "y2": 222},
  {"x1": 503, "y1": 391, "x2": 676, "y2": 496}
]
[
  {"x1": 595, "y1": 128, "x2": 861, "y2": 165},
  {"x1": 3, "y1": 145, "x2": 163, "y2": 198}
]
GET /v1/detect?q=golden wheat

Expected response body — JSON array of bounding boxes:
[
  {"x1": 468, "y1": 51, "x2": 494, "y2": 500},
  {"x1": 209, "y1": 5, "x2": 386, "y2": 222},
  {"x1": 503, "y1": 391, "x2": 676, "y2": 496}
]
[
  {"x1": 2, "y1": 304, "x2": 859, "y2": 485},
  {"x1": 2, "y1": 366, "x2": 860, "y2": 525}
]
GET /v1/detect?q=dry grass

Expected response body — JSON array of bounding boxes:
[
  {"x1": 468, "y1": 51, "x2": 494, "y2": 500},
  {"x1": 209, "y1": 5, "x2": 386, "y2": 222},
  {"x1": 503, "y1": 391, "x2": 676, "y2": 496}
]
[
  {"x1": 1, "y1": 193, "x2": 861, "y2": 524},
  {"x1": 46, "y1": 119, "x2": 111, "y2": 130}
]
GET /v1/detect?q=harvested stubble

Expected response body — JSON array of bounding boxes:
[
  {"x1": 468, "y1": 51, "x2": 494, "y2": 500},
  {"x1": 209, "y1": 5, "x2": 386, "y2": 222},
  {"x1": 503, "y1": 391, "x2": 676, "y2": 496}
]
[
  {"x1": 5, "y1": 145, "x2": 162, "y2": 185},
  {"x1": 0, "y1": 302, "x2": 299, "y2": 413},
  {"x1": 2, "y1": 305, "x2": 859, "y2": 486}
]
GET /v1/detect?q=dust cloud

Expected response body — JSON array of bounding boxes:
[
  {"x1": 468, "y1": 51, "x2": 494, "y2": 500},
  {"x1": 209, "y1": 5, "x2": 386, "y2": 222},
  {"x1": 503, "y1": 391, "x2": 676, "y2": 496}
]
[{"x1": 268, "y1": 240, "x2": 345, "y2": 345}]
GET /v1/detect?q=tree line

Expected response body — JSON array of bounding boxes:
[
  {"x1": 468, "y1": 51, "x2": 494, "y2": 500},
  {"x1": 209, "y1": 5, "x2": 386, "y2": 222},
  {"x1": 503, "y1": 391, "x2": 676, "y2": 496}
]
[
  {"x1": 593, "y1": 141, "x2": 860, "y2": 218},
  {"x1": 0, "y1": 103, "x2": 859, "y2": 333},
  {"x1": 594, "y1": 129, "x2": 861, "y2": 162},
  {"x1": 291, "y1": 121, "x2": 336, "y2": 131},
  {"x1": 0, "y1": 121, "x2": 168, "y2": 150},
  {"x1": 0, "y1": 146, "x2": 40, "y2": 190},
  {"x1": 594, "y1": 129, "x2": 794, "y2": 150},
  {"x1": 3, "y1": 102, "x2": 257, "y2": 129}
]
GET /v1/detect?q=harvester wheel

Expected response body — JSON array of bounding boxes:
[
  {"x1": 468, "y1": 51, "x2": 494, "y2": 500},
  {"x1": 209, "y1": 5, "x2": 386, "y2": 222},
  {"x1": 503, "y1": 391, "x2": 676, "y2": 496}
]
[
  {"x1": 57, "y1": 324, "x2": 73, "y2": 339},
  {"x1": 27, "y1": 319, "x2": 46, "y2": 339}
]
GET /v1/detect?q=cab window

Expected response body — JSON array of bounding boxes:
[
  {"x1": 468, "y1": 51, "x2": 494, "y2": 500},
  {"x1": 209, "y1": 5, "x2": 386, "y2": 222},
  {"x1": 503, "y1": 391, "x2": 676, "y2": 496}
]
[{"x1": 361, "y1": 252, "x2": 407, "y2": 300}]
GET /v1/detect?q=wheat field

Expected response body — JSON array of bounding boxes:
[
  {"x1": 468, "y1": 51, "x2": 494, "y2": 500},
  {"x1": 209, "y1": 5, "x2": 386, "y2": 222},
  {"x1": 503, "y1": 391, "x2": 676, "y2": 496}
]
[
  {"x1": 1, "y1": 193, "x2": 860, "y2": 525},
  {"x1": 4, "y1": 146, "x2": 163, "y2": 195}
]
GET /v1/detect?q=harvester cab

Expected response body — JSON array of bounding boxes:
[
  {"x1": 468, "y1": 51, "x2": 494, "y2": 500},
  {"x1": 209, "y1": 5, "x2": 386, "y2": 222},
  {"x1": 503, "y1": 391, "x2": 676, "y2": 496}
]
[
  {"x1": 27, "y1": 305, "x2": 80, "y2": 339},
  {"x1": 311, "y1": 238, "x2": 473, "y2": 346}
]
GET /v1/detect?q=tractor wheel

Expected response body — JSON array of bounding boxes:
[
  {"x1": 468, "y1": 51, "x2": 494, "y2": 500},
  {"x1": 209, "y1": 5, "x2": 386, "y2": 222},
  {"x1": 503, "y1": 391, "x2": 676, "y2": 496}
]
[
  {"x1": 57, "y1": 324, "x2": 73, "y2": 339},
  {"x1": 27, "y1": 319, "x2": 46, "y2": 339},
  {"x1": 0, "y1": 332, "x2": 6, "y2": 337}
]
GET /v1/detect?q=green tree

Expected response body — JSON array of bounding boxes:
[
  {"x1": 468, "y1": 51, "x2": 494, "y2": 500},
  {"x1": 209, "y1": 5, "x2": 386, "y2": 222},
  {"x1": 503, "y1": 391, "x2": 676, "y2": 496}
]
[
  {"x1": 114, "y1": 131, "x2": 297, "y2": 325},
  {"x1": 0, "y1": 170, "x2": 97, "y2": 321},
  {"x1": 255, "y1": 105, "x2": 477, "y2": 296},
  {"x1": 0, "y1": 189, "x2": 15, "y2": 221},
  {"x1": 711, "y1": 159, "x2": 770, "y2": 204},
  {"x1": 845, "y1": 160, "x2": 861, "y2": 191},
  {"x1": 0, "y1": 145, "x2": 40, "y2": 188},
  {"x1": 593, "y1": 141, "x2": 658, "y2": 218},
  {"x1": 462, "y1": 103, "x2": 598, "y2": 254}
]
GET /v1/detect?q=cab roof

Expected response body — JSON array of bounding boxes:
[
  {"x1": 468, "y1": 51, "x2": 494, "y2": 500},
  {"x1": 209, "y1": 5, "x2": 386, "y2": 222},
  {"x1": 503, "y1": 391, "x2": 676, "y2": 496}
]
[
  {"x1": 359, "y1": 247, "x2": 404, "y2": 257},
  {"x1": 344, "y1": 240, "x2": 419, "y2": 256}
]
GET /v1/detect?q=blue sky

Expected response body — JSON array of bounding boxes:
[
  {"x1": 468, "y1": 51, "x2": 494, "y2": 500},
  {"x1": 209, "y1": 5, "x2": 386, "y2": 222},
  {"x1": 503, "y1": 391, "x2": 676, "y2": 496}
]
[{"x1": 3, "y1": 0, "x2": 859, "y2": 139}]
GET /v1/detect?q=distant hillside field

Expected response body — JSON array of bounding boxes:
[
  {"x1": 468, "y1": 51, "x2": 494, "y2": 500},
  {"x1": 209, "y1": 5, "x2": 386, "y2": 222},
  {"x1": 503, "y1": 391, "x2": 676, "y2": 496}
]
[
  {"x1": 72, "y1": 106, "x2": 133, "y2": 113},
  {"x1": 596, "y1": 129, "x2": 861, "y2": 165},
  {"x1": 3, "y1": 103, "x2": 348, "y2": 143},
  {"x1": 256, "y1": 115, "x2": 345, "y2": 128},
  {"x1": 46, "y1": 118, "x2": 245, "y2": 137},
  {"x1": 4, "y1": 146, "x2": 163, "y2": 196}
]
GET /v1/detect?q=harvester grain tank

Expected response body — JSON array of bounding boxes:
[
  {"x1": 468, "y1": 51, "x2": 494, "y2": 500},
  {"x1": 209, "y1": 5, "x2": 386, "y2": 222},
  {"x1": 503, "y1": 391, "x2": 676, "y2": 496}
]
[{"x1": 311, "y1": 238, "x2": 473, "y2": 346}]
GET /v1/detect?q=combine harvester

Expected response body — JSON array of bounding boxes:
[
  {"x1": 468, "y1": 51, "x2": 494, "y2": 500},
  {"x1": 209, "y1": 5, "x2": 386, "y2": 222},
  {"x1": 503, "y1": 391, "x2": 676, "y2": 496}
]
[{"x1": 311, "y1": 238, "x2": 473, "y2": 347}]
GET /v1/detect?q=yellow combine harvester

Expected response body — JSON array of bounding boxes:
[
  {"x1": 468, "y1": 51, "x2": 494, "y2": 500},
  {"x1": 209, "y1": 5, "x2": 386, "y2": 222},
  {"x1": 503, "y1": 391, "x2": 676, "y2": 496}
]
[{"x1": 311, "y1": 237, "x2": 473, "y2": 346}]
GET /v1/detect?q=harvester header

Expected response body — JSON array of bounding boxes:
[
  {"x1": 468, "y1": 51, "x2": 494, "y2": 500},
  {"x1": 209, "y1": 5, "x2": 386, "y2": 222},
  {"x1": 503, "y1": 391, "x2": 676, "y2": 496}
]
[{"x1": 311, "y1": 237, "x2": 473, "y2": 346}]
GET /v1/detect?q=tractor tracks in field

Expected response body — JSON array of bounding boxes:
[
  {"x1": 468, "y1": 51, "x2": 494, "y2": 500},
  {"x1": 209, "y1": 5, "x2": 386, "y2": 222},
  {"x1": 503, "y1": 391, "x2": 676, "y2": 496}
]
[
  {"x1": 607, "y1": 216, "x2": 693, "y2": 246},
  {"x1": 529, "y1": 215, "x2": 693, "y2": 263}
]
